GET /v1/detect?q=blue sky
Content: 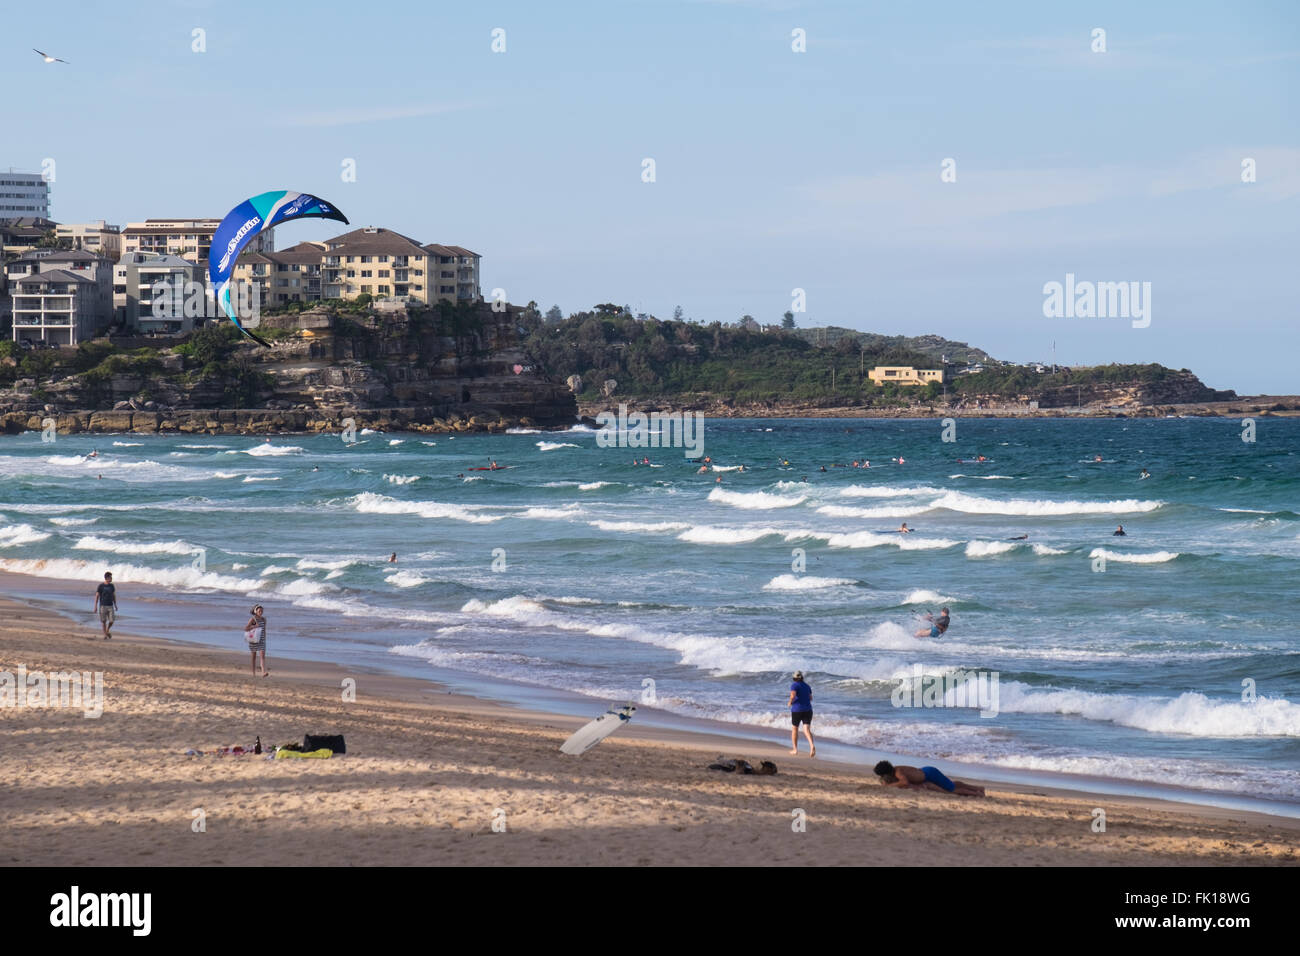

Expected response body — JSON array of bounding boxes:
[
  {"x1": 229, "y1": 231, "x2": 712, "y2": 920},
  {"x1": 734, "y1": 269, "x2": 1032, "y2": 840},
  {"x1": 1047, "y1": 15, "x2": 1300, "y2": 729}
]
[{"x1": 7, "y1": 0, "x2": 1297, "y2": 391}]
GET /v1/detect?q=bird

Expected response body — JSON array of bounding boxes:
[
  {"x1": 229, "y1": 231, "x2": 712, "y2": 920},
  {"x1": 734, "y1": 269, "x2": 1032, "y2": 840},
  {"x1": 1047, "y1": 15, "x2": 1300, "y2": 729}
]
[{"x1": 33, "y1": 49, "x2": 69, "y2": 64}]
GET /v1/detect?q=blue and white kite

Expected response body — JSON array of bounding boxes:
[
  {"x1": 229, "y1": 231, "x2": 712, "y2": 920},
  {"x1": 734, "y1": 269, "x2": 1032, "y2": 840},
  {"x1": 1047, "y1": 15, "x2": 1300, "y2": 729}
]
[{"x1": 208, "y1": 190, "x2": 348, "y2": 346}]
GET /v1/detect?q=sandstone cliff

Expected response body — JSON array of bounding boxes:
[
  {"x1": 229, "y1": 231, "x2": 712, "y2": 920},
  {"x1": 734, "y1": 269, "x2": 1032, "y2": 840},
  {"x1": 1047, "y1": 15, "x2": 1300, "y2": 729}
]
[{"x1": 0, "y1": 303, "x2": 578, "y2": 435}]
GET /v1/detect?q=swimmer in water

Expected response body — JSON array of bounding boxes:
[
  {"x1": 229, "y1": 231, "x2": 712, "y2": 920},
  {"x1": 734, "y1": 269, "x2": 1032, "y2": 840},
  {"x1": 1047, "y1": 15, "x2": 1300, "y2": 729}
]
[
  {"x1": 698, "y1": 465, "x2": 709, "y2": 474},
  {"x1": 1113, "y1": 524, "x2": 1127, "y2": 536},
  {"x1": 388, "y1": 553, "x2": 397, "y2": 563},
  {"x1": 1094, "y1": 454, "x2": 1103, "y2": 462},
  {"x1": 1139, "y1": 468, "x2": 1150, "y2": 479}
]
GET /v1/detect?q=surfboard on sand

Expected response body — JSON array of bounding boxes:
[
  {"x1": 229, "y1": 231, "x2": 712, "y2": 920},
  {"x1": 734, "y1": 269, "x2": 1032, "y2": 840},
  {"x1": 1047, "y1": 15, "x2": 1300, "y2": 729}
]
[{"x1": 560, "y1": 703, "x2": 636, "y2": 755}]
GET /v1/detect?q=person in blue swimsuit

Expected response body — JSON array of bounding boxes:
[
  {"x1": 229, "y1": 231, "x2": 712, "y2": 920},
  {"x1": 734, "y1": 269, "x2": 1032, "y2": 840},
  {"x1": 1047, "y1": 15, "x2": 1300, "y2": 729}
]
[
  {"x1": 873, "y1": 760, "x2": 984, "y2": 796},
  {"x1": 788, "y1": 671, "x2": 815, "y2": 757}
]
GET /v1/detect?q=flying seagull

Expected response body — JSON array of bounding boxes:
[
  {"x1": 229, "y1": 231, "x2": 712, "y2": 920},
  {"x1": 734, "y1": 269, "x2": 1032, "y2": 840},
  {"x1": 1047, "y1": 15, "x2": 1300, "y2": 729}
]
[{"x1": 33, "y1": 49, "x2": 69, "y2": 64}]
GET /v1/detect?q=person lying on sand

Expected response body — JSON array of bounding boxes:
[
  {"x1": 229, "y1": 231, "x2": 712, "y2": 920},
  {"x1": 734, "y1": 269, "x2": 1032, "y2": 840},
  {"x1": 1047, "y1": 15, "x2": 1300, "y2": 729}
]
[{"x1": 874, "y1": 760, "x2": 984, "y2": 796}]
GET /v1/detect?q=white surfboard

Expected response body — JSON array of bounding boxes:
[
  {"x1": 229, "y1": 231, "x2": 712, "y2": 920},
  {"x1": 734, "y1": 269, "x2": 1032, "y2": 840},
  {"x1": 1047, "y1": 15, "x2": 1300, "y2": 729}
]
[{"x1": 560, "y1": 703, "x2": 636, "y2": 755}]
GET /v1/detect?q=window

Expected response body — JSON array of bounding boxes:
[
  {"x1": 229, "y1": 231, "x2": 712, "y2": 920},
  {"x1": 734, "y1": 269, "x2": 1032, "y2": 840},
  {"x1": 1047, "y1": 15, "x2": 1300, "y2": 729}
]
[
  {"x1": 379, "y1": 255, "x2": 388, "y2": 263},
  {"x1": 361, "y1": 255, "x2": 372, "y2": 263},
  {"x1": 378, "y1": 270, "x2": 389, "y2": 277},
  {"x1": 361, "y1": 270, "x2": 372, "y2": 278},
  {"x1": 361, "y1": 285, "x2": 372, "y2": 294},
  {"x1": 378, "y1": 286, "x2": 390, "y2": 295}
]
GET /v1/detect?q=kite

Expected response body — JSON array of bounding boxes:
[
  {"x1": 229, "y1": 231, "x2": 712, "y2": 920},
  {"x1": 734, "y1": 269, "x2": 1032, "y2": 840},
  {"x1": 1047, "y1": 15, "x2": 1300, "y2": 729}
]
[{"x1": 208, "y1": 190, "x2": 348, "y2": 346}]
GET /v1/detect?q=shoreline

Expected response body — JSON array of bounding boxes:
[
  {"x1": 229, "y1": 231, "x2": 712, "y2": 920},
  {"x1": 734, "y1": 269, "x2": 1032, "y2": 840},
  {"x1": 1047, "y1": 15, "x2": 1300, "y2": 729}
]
[
  {"x1": 3, "y1": 397, "x2": 1298, "y2": 438},
  {"x1": 3, "y1": 593, "x2": 1299, "y2": 866},
  {"x1": 11, "y1": 571, "x2": 1300, "y2": 822}
]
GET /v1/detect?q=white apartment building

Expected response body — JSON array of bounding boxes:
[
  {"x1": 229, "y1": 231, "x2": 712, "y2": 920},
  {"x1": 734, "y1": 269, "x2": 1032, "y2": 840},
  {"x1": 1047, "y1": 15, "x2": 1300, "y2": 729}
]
[
  {"x1": 11, "y1": 270, "x2": 101, "y2": 346},
  {"x1": 5, "y1": 249, "x2": 113, "y2": 336},
  {"x1": 0, "y1": 170, "x2": 50, "y2": 219}
]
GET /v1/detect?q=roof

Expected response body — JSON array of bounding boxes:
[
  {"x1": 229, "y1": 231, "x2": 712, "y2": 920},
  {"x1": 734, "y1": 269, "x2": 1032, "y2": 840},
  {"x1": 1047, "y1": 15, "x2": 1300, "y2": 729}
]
[
  {"x1": 324, "y1": 227, "x2": 427, "y2": 257},
  {"x1": 132, "y1": 254, "x2": 201, "y2": 269},
  {"x1": 423, "y1": 243, "x2": 480, "y2": 258},
  {"x1": 274, "y1": 241, "x2": 326, "y2": 264},
  {"x1": 16, "y1": 248, "x2": 104, "y2": 263},
  {"x1": 15, "y1": 268, "x2": 93, "y2": 285}
]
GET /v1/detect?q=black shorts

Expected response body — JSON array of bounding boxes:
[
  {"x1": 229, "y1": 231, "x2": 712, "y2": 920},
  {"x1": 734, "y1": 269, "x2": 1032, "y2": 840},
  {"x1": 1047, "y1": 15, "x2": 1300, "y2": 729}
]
[{"x1": 791, "y1": 710, "x2": 812, "y2": 726}]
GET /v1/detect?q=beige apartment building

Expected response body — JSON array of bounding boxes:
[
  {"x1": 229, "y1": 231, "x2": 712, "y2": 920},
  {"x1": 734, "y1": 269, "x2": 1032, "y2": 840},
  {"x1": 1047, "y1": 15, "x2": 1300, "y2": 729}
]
[
  {"x1": 232, "y1": 241, "x2": 325, "y2": 308},
  {"x1": 868, "y1": 366, "x2": 945, "y2": 386},
  {"x1": 121, "y1": 218, "x2": 275, "y2": 264},
  {"x1": 320, "y1": 227, "x2": 480, "y2": 305},
  {"x1": 55, "y1": 220, "x2": 122, "y2": 259}
]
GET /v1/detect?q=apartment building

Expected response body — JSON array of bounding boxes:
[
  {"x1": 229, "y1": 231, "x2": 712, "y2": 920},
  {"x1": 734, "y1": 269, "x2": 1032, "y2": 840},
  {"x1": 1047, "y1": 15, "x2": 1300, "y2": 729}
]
[
  {"x1": 121, "y1": 218, "x2": 275, "y2": 264},
  {"x1": 55, "y1": 220, "x2": 122, "y2": 259},
  {"x1": 422, "y1": 243, "x2": 482, "y2": 303},
  {"x1": 232, "y1": 241, "x2": 325, "y2": 308},
  {"x1": 320, "y1": 227, "x2": 481, "y2": 305},
  {"x1": 0, "y1": 216, "x2": 59, "y2": 257},
  {"x1": 0, "y1": 170, "x2": 50, "y2": 219},
  {"x1": 6, "y1": 249, "x2": 113, "y2": 320},
  {"x1": 113, "y1": 252, "x2": 204, "y2": 334},
  {"x1": 868, "y1": 366, "x2": 945, "y2": 386},
  {"x1": 10, "y1": 270, "x2": 101, "y2": 346}
]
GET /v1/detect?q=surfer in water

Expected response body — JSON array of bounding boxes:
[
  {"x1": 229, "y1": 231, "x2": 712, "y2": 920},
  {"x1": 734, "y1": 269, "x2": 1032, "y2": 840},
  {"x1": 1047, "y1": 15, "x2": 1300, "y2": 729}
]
[
  {"x1": 1008, "y1": 534, "x2": 1028, "y2": 541},
  {"x1": 898, "y1": 522, "x2": 913, "y2": 534},
  {"x1": 1113, "y1": 524, "x2": 1127, "y2": 536},
  {"x1": 874, "y1": 761, "x2": 984, "y2": 797},
  {"x1": 1093, "y1": 454, "x2": 1104, "y2": 462},
  {"x1": 1139, "y1": 468, "x2": 1150, "y2": 479},
  {"x1": 915, "y1": 607, "x2": 950, "y2": 638}
]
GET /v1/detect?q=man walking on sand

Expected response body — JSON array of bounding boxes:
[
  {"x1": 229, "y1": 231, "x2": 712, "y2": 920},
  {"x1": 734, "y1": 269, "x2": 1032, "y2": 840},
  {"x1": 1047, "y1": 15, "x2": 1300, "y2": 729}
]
[
  {"x1": 788, "y1": 670, "x2": 815, "y2": 757},
  {"x1": 93, "y1": 571, "x2": 117, "y2": 639}
]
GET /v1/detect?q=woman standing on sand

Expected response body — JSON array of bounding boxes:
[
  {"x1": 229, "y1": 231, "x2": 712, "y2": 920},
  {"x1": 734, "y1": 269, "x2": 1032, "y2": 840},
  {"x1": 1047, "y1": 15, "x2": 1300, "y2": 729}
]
[{"x1": 245, "y1": 604, "x2": 269, "y2": 677}]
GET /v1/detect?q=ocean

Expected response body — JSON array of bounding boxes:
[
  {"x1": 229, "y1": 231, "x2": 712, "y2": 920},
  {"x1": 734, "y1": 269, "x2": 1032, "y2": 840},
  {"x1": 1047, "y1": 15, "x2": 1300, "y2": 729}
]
[{"x1": 2, "y1": 417, "x2": 1297, "y2": 806}]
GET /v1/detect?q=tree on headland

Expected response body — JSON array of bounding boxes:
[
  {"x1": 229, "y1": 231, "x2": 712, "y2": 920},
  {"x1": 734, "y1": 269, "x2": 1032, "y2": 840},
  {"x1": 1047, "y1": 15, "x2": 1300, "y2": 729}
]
[
  {"x1": 783, "y1": 310, "x2": 796, "y2": 329},
  {"x1": 673, "y1": 305, "x2": 683, "y2": 322},
  {"x1": 545, "y1": 305, "x2": 563, "y2": 324}
]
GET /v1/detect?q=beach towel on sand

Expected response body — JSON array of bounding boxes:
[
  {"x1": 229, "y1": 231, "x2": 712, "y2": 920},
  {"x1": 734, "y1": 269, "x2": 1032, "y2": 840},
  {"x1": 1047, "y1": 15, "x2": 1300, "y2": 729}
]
[{"x1": 274, "y1": 747, "x2": 333, "y2": 760}]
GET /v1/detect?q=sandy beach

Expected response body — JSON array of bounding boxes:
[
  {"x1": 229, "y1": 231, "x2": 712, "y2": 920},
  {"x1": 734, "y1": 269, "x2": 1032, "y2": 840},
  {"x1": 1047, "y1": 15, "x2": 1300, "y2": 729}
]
[{"x1": 1, "y1": 597, "x2": 1295, "y2": 867}]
